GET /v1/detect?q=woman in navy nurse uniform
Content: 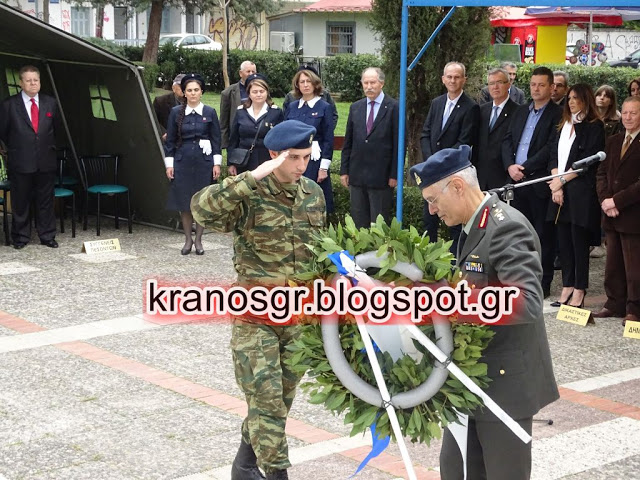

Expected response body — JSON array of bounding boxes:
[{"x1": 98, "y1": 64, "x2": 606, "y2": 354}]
[
  {"x1": 284, "y1": 69, "x2": 335, "y2": 212},
  {"x1": 228, "y1": 74, "x2": 284, "y2": 175},
  {"x1": 164, "y1": 73, "x2": 222, "y2": 256}
]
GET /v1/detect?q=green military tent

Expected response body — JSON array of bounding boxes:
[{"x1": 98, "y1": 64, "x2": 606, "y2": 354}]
[{"x1": 0, "y1": 2, "x2": 173, "y2": 227}]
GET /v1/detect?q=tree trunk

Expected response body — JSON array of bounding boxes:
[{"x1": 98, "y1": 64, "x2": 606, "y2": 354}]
[
  {"x1": 142, "y1": 0, "x2": 163, "y2": 64},
  {"x1": 42, "y1": 0, "x2": 49, "y2": 24},
  {"x1": 221, "y1": 3, "x2": 230, "y2": 88},
  {"x1": 96, "y1": 5, "x2": 105, "y2": 38}
]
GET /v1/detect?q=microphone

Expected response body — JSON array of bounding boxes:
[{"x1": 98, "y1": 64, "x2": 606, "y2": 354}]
[{"x1": 571, "y1": 151, "x2": 606, "y2": 170}]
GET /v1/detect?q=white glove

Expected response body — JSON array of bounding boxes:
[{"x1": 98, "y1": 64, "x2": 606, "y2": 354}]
[
  {"x1": 311, "y1": 140, "x2": 321, "y2": 161},
  {"x1": 199, "y1": 139, "x2": 212, "y2": 156}
]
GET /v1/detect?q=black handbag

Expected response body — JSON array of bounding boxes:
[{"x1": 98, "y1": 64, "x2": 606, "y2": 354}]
[{"x1": 228, "y1": 121, "x2": 263, "y2": 168}]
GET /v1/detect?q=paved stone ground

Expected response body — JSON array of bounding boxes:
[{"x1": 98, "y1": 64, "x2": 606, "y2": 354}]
[{"x1": 0, "y1": 219, "x2": 639, "y2": 480}]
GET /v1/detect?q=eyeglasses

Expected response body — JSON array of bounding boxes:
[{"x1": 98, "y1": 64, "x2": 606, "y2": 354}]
[
  {"x1": 488, "y1": 80, "x2": 508, "y2": 87},
  {"x1": 425, "y1": 180, "x2": 452, "y2": 206}
]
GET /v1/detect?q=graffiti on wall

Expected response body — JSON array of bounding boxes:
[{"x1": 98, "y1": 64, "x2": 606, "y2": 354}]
[
  {"x1": 209, "y1": 17, "x2": 259, "y2": 50},
  {"x1": 568, "y1": 30, "x2": 640, "y2": 63}
]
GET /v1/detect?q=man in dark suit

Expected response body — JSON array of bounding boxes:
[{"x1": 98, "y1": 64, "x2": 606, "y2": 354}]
[
  {"x1": 152, "y1": 73, "x2": 184, "y2": 140},
  {"x1": 502, "y1": 66, "x2": 562, "y2": 297},
  {"x1": 420, "y1": 61, "x2": 479, "y2": 252},
  {"x1": 473, "y1": 68, "x2": 519, "y2": 190},
  {"x1": 480, "y1": 61, "x2": 526, "y2": 105},
  {"x1": 0, "y1": 65, "x2": 59, "y2": 249},
  {"x1": 410, "y1": 145, "x2": 558, "y2": 480},
  {"x1": 552, "y1": 71, "x2": 569, "y2": 107},
  {"x1": 595, "y1": 96, "x2": 640, "y2": 326},
  {"x1": 220, "y1": 60, "x2": 256, "y2": 149},
  {"x1": 340, "y1": 67, "x2": 400, "y2": 228}
]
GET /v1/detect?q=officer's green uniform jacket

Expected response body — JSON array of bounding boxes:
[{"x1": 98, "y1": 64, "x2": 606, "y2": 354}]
[{"x1": 191, "y1": 170, "x2": 326, "y2": 285}]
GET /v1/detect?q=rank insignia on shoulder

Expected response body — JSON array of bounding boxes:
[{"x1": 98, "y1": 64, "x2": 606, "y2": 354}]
[
  {"x1": 470, "y1": 254, "x2": 480, "y2": 259},
  {"x1": 478, "y1": 207, "x2": 489, "y2": 229},
  {"x1": 465, "y1": 261, "x2": 484, "y2": 273},
  {"x1": 493, "y1": 208, "x2": 505, "y2": 222}
]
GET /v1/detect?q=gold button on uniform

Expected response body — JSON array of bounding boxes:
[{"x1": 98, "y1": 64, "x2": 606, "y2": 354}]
[{"x1": 500, "y1": 369, "x2": 505, "y2": 375}]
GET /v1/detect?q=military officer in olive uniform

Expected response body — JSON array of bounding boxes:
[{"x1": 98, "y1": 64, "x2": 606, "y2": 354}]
[
  {"x1": 191, "y1": 120, "x2": 326, "y2": 480},
  {"x1": 410, "y1": 145, "x2": 558, "y2": 480}
]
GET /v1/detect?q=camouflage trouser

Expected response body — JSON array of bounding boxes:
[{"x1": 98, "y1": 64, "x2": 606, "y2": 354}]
[{"x1": 231, "y1": 322, "x2": 302, "y2": 473}]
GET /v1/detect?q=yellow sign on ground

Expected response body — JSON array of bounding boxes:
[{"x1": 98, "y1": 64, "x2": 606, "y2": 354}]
[
  {"x1": 623, "y1": 320, "x2": 640, "y2": 339},
  {"x1": 557, "y1": 305, "x2": 592, "y2": 326},
  {"x1": 82, "y1": 238, "x2": 121, "y2": 254}
]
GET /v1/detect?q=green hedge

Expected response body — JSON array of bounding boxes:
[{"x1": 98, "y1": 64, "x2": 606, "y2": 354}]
[
  {"x1": 136, "y1": 62, "x2": 161, "y2": 92},
  {"x1": 511, "y1": 63, "x2": 640, "y2": 106},
  {"x1": 140, "y1": 46, "x2": 299, "y2": 96},
  {"x1": 321, "y1": 54, "x2": 383, "y2": 102}
]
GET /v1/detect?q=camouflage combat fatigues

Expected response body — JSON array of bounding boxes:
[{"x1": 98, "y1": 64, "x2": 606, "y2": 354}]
[{"x1": 191, "y1": 171, "x2": 326, "y2": 472}]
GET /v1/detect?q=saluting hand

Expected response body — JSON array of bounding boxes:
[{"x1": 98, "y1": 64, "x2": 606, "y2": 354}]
[{"x1": 252, "y1": 151, "x2": 289, "y2": 181}]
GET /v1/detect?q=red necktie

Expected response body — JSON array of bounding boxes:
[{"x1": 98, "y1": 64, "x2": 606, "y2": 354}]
[{"x1": 30, "y1": 98, "x2": 39, "y2": 134}]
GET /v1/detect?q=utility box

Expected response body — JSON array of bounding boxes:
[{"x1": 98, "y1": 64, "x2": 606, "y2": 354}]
[{"x1": 270, "y1": 31, "x2": 296, "y2": 53}]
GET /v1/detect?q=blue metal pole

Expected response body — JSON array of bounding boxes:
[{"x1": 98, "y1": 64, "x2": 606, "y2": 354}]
[
  {"x1": 396, "y1": 2, "x2": 410, "y2": 225},
  {"x1": 408, "y1": 6, "x2": 457, "y2": 71}
]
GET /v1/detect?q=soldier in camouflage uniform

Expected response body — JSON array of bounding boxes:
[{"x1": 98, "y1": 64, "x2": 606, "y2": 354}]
[{"x1": 191, "y1": 120, "x2": 326, "y2": 480}]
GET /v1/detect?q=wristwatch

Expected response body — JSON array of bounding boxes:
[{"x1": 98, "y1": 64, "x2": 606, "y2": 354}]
[{"x1": 559, "y1": 176, "x2": 567, "y2": 185}]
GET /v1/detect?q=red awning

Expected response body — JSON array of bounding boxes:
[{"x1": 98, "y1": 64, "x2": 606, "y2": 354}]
[{"x1": 490, "y1": 6, "x2": 622, "y2": 27}]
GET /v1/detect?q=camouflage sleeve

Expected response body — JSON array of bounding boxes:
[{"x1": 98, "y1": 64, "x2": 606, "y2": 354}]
[{"x1": 190, "y1": 171, "x2": 257, "y2": 233}]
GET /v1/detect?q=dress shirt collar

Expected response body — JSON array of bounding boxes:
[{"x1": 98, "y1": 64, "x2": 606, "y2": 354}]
[
  {"x1": 21, "y1": 91, "x2": 39, "y2": 106},
  {"x1": 369, "y1": 91, "x2": 385, "y2": 105},
  {"x1": 247, "y1": 103, "x2": 269, "y2": 121},
  {"x1": 299, "y1": 96, "x2": 321, "y2": 109},
  {"x1": 446, "y1": 91, "x2": 463, "y2": 106},
  {"x1": 625, "y1": 130, "x2": 640, "y2": 142},
  {"x1": 185, "y1": 102, "x2": 204, "y2": 116},
  {"x1": 493, "y1": 97, "x2": 509, "y2": 110},
  {"x1": 529, "y1": 100, "x2": 549, "y2": 114}
]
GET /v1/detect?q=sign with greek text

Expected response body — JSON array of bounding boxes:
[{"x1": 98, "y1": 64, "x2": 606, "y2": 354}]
[
  {"x1": 82, "y1": 238, "x2": 121, "y2": 254},
  {"x1": 557, "y1": 305, "x2": 592, "y2": 326}
]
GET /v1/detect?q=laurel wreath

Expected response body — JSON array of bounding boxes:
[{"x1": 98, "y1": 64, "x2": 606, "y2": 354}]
[{"x1": 287, "y1": 216, "x2": 494, "y2": 444}]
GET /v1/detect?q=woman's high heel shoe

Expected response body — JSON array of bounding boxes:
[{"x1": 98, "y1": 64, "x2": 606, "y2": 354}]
[
  {"x1": 569, "y1": 291, "x2": 586, "y2": 309},
  {"x1": 181, "y1": 241, "x2": 193, "y2": 255},
  {"x1": 195, "y1": 247, "x2": 205, "y2": 256},
  {"x1": 550, "y1": 292, "x2": 573, "y2": 308}
]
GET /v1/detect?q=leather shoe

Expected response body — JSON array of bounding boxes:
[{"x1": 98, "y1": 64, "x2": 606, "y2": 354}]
[
  {"x1": 623, "y1": 313, "x2": 639, "y2": 326},
  {"x1": 40, "y1": 239, "x2": 59, "y2": 248},
  {"x1": 13, "y1": 242, "x2": 27, "y2": 250},
  {"x1": 592, "y1": 308, "x2": 624, "y2": 319}
]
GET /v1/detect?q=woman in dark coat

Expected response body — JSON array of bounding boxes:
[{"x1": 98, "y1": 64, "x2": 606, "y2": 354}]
[
  {"x1": 228, "y1": 74, "x2": 284, "y2": 175},
  {"x1": 285, "y1": 69, "x2": 335, "y2": 212},
  {"x1": 164, "y1": 73, "x2": 221, "y2": 255},
  {"x1": 548, "y1": 84, "x2": 605, "y2": 308},
  {"x1": 595, "y1": 85, "x2": 622, "y2": 138}
]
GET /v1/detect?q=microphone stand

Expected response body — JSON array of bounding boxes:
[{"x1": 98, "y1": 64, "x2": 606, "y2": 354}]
[{"x1": 489, "y1": 167, "x2": 591, "y2": 204}]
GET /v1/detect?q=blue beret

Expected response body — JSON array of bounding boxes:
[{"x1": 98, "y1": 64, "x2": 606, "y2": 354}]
[
  {"x1": 181, "y1": 73, "x2": 205, "y2": 93},
  {"x1": 245, "y1": 73, "x2": 268, "y2": 89},
  {"x1": 410, "y1": 145, "x2": 472, "y2": 189},
  {"x1": 264, "y1": 120, "x2": 316, "y2": 151},
  {"x1": 298, "y1": 63, "x2": 319, "y2": 77}
]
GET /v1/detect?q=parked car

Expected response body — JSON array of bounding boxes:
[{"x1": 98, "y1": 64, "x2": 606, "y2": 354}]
[
  {"x1": 609, "y1": 48, "x2": 640, "y2": 68},
  {"x1": 159, "y1": 34, "x2": 222, "y2": 51}
]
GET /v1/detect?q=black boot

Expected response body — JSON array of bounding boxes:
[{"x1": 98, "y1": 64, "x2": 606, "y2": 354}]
[
  {"x1": 231, "y1": 440, "x2": 265, "y2": 480},
  {"x1": 266, "y1": 470, "x2": 288, "y2": 480}
]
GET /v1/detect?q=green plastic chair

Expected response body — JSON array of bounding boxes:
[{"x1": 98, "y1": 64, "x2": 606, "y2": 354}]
[{"x1": 80, "y1": 154, "x2": 132, "y2": 236}]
